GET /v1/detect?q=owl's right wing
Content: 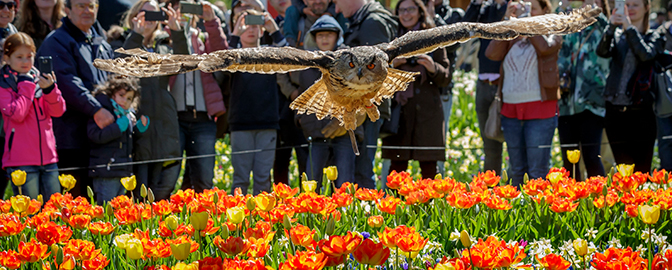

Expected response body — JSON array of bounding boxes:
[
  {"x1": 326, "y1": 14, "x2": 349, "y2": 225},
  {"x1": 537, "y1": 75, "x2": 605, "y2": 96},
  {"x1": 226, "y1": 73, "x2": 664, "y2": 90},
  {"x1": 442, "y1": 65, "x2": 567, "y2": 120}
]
[
  {"x1": 378, "y1": 5, "x2": 601, "y2": 60},
  {"x1": 93, "y1": 47, "x2": 333, "y2": 77}
]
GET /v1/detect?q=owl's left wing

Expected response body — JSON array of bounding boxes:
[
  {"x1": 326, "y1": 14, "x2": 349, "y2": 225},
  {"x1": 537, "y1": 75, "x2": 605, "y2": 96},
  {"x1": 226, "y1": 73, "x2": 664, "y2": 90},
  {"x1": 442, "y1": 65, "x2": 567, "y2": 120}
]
[
  {"x1": 378, "y1": 5, "x2": 601, "y2": 60},
  {"x1": 94, "y1": 47, "x2": 333, "y2": 77}
]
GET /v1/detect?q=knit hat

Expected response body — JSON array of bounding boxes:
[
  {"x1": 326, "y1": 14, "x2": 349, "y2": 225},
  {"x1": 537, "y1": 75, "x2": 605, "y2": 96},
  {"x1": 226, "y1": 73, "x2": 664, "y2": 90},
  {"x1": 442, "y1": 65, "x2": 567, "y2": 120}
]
[{"x1": 303, "y1": 15, "x2": 344, "y2": 51}]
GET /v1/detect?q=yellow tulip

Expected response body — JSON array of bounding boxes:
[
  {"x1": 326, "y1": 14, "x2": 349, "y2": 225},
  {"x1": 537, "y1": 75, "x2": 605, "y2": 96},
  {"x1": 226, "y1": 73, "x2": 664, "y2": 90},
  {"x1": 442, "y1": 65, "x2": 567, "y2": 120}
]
[
  {"x1": 254, "y1": 193, "x2": 276, "y2": 212},
  {"x1": 325, "y1": 166, "x2": 338, "y2": 181},
  {"x1": 10, "y1": 170, "x2": 26, "y2": 186},
  {"x1": 567, "y1": 150, "x2": 581, "y2": 164},
  {"x1": 547, "y1": 172, "x2": 564, "y2": 185},
  {"x1": 226, "y1": 206, "x2": 245, "y2": 224},
  {"x1": 58, "y1": 174, "x2": 76, "y2": 192},
  {"x1": 172, "y1": 262, "x2": 199, "y2": 270},
  {"x1": 460, "y1": 230, "x2": 472, "y2": 247},
  {"x1": 125, "y1": 238, "x2": 144, "y2": 260},
  {"x1": 190, "y1": 211, "x2": 209, "y2": 231},
  {"x1": 114, "y1": 234, "x2": 133, "y2": 249},
  {"x1": 302, "y1": 180, "x2": 317, "y2": 193},
  {"x1": 434, "y1": 263, "x2": 456, "y2": 270},
  {"x1": 121, "y1": 175, "x2": 137, "y2": 191},
  {"x1": 140, "y1": 184, "x2": 147, "y2": 198},
  {"x1": 617, "y1": 164, "x2": 635, "y2": 177},
  {"x1": 573, "y1": 238, "x2": 588, "y2": 256},
  {"x1": 638, "y1": 205, "x2": 661, "y2": 225},
  {"x1": 10, "y1": 195, "x2": 30, "y2": 213},
  {"x1": 166, "y1": 215, "x2": 179, "y2": 231},
  {"x1": 170, "y1": 242, "x2": 192, "y2": 261},
  {"x1": 367, "y1": 215, "x2": 384, "y2": 228},
  {"x1": 246, "y1": 196, "x2": 256, "y2": 212}
]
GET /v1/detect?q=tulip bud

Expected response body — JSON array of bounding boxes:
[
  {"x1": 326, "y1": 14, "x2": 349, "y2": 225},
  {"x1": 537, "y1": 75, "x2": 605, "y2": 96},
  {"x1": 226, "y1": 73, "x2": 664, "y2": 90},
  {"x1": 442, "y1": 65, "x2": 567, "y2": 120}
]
[
  {"x1": 601, "y1": 185, "x2": 608, "y2": 197},
  {"x1": 325, "y1": 214, "x2": 335, "y2": 235},
  {"x1": 434, "y1": 173, "x2": 442, "y2": 180},
  {"x1": 19, "y1": 234, "x2": 26, "y2": 243},
  {"x1": 282, "y1": 215, "x2": 292, "y2": 229},
  {"x1": 213, "y1": 192, "x2": 219, "y2": 206},
  {"x1": 170, "y1": 242, "x2": 192, "y2": 261},
  {"x1": 246, "y1": 197, "x2": 256, "y2": 212},
  {"x1": 190, "y1": 211, "x2": 209, "y2": 231},
  {"x1": 148, "y1": 188, "x2": 155, "y2": 203},
  {"x1": 37, "y1": 194, "x2": 43, "y2": 205},
  {"x1": 502, "y1": 170, "x2": 509, "y2": 185},
  {"x1": 10, "y1": 170, "x2": 26, "y2": 186},
  {"x1": 87, "y1": 186, "x2": 94, "y2": 200},
  {"x1": 523, "y1": 173, "x2": 529, "y2": 184},
  {"x1": 56, "y1": 245, "x2": 63, "y2": 265},
  {"x1": 140, "y1": 184, "x2": 147, "y2": 198},
  {"x1": 166, "y1": 215, "x2": 179, "y2": 231},
  {"x1": 301, "y1": 172, "x2": 308, "y2": 183},
  {"x1": 459, "y1": 230, "x2": 472, "y2": 247},
  {"x1": 325, "y1": 166, "x2": 338, "y2": 181},
  {"x1": 573, "y1": 238, "x2": 588, "y2": 256},
  {"x1": 638, "y1": 205, "x2": 661, "y2": 225},
  {"x1": 221, "y1": 225, "x2": 230, "y2": 239},
  {"x1": 567, "y1": 149, "x2": 581, "y2": 164},
  {"x1": 105, "y1": 204, "x2": 114, "y2": 216}
]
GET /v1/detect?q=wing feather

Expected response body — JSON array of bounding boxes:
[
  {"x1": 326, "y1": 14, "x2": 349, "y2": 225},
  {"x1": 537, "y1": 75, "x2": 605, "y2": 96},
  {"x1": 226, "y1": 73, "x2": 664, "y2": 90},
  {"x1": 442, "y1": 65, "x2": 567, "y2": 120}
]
[
  {"x1": 379, "y1": 5, "x2": 601, "y2": 60},
  {"x1": 290, "y1": 74, "x2": 346, "y2": 122},
  {"x1": 94, "y1": 47, "x2": 332, "y2": 77}
]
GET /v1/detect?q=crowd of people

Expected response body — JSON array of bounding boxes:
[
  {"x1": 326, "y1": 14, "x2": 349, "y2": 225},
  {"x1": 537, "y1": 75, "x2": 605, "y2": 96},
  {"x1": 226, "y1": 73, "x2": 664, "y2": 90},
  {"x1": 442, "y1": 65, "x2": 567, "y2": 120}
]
[{"x1": 1, "y1": 0, "x2": 671, "y2": 203}]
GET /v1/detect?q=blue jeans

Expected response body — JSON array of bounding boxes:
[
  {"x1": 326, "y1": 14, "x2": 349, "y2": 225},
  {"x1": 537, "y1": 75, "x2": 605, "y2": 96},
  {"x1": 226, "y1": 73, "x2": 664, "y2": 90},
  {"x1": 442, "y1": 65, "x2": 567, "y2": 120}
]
[
  {"x1": 354, "y1": 119, "x2": 381, "y2": 189},
  {"x1": 230, "y1": 129, "x2": 276, "y2": 195},
  {"x1": 657, "y1": 115, "x2": 672, "y2": 170},
  {"x1": 8, "y1": 163, "x2": 60, "y2": 200},
  {"x1": 92, "y1": 177, "x2": 125, "y2": 205},
  {"x1": 179, "y1": 120, "x2": 217, "y2": 193},
  {"x1": 307, "y1": 136, "x2": 356, "y2": 189},
  {"x1": 501, "y1": 116, "x2": 557, "y2": 186},
  {"x1": 135, "y1": 161, "x2": 180, "y2": 201}
]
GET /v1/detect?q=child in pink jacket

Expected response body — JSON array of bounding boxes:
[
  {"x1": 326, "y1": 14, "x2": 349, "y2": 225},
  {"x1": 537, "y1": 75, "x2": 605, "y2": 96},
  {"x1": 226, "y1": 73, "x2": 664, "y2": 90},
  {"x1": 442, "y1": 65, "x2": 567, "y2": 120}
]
[{"x1": 0, "y1": 32, "x2": 66, "y2": 199}]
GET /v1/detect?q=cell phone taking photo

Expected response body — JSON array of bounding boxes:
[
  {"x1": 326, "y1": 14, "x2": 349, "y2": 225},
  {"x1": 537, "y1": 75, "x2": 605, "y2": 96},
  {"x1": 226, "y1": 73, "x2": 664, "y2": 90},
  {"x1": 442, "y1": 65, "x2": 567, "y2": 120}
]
[
  {"x1": 144, "y1": 10, "x2": 168, "y2": 21},
  {"x1": 38, "y1": 56, "x2": 53, "y2": 75},
  {"x1": 245, "y1": 14, "x2": 265, "y2": 25},
  {"x1": 180, "y1": 2, "x2": 203, "y2": 15},
  {"x1": 614, "y1": 0, "x2": 625, "y2": 15}
]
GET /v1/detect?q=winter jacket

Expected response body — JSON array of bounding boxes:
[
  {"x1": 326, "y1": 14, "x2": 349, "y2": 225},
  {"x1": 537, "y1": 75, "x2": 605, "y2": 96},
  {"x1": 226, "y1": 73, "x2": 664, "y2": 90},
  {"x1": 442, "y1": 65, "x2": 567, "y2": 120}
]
[
  {"x1": 463, "y1": 0, "x2": 509, "y2": 74},
  {"x1": 87, "y1": 94, "x2": 139, "y2": 178},
  {"x1": 343, "y1": 1, "x2": 398, "y2": 120},
  {"x1": 169, "y1": 18, "x2": 228, "y2": 118},
  {"x1": 486, "y1": 35, "x2": 563, "y2": 101},
  {"x1": 596, "y1": 24, "x2": 665, "y2": 106},
  {"x1": 36, "y1": 17, "x2": 113, "y2": 150},
  {"x1": 121, "y1": 30, "x2": 187, "y2": 161},
  {"x1": 0, "y1": 66, "x2": 66, "y2": 168}
]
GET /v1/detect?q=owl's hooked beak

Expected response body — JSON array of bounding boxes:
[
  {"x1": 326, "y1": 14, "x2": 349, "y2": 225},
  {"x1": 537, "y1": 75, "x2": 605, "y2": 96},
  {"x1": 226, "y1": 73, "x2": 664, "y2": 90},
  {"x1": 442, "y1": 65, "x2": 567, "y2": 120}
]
[{"x1": 357, "y1": 67, "x2": 363, "y2": 79}]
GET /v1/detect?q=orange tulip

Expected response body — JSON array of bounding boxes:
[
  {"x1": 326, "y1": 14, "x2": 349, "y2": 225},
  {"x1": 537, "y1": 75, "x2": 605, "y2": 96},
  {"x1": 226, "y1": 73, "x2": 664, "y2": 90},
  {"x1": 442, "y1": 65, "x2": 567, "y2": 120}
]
[
  {"x1": 332, "y1": 192, "x2": 354, "y2": 208},
  {"x1": 355, "y1": 188, "x2": 386, "y2": 201},
  {"x1": 0, "y1": 213, "x2": 25, "y2": 237},
  {"x1": 483, "y1": 195, "x2": 513, "y2": 210},
  {"x1": 213, "y1": 236, "x2": 249, "y2": 256},
  {"x1": 367, "y1": 215, "x2": 384, "y2": 228},
  {"x1": 287, "y1": 224, "x2": 316, "y2": 247},
  {"x1": 114, "y1": 205, "x2": 142, "y2": 225},
  {"x1": 522, "y1": 179, "x2": 551, "y2": 196},
  {"x1": 462, "y1": 236, "x2": 526, "y2": 269},
  {"x1": 473, "y1": 170, "x2": 500, "y2": 187},
  {"x1": 274, "y1": 182, "x2": 299, "y2": 199},
  {"x1": 36, "y1": 222, "x2": 64, "y2": 246},
  {"x1": 377, "y1": 196, "x2": 402, "y2": 215},
  {"x1": 319, "y1": 232, "x2": 362, "y2": 257},
  {"x1": 405, "y1": 190, "x2": 431, "y2": 205},
  {"x1": 59, "y1": 254, "x2": 76, "y2": 270},
  {"x1": 246, "y1": 236, "x2": 272, "y2": 258},
  {"x1": 352, "y1": 238, "x2": 390, "y2": 266},
  {"x1": 82, "y1": 254, "x2": 110, "y2": 270},
  {"x1": 144, "y1": 238, "x2": 172, "y2": 259},
  {"x1": 550, "y1": 198, "x2": 579, "y2": 213},
  {"x1": 63, "y1": 239, "x2": 98, "y2": 260},
  {"x1": 625, "y1": 204, "x2": 639, "y2": 218},
  {"x1": 17, "y1": 239, "x2": 48, "y2": 263},
  {"x1": 446, "y1": 191, "x2": 480, "y2": 209},
  {"x1": 67, "y1": 214, "x2": 91, "y2": 230},
  {"x1": 0, "y1": 250, "x2": 21, "y2": 269},
  {"x1": 652, "y1": 249, "x2": 672, "y2": 270},
  {"x1": 152, "y1": 200, "x2": 174, "y2": 216},
  {"x1": 396, "y1": 230, "x2": 428, "y2": 254},
  {"x1": 386, "y1": 171, "x2": 412, "y2": 190},
  {"x1": 279, "y1": 251, "x2": 327, "y2": 270},
  {"x1": 537, "y1": 253, "x2": 571, "y2": 270},
  {"x1": 254, "y1": 192, "x2": 276, "y2": 212},
  {"x1": 591, "y1": 247, "x2": 647, "y2": 270},
  {"x1": 88, "y1": 221, "x2": 115, "y2": 236},
  {"x1": 493, "y1": 185, "x2": 521, "y2": 199}
]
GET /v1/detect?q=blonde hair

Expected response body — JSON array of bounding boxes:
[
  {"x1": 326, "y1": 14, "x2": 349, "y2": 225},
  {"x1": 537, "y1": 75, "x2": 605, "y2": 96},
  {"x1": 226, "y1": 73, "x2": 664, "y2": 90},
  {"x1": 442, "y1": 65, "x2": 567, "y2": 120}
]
[{"x1": 122, "y1": 0, "x2": 161, "y2": 31}]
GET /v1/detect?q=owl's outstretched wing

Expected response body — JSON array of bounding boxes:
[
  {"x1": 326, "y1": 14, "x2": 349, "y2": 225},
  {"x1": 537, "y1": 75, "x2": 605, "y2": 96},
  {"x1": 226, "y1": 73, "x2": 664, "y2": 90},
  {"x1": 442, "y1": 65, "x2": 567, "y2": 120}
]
[
  {"x1": 93, "y1": 47, "x2": 334, "y2": 77},
  {"x1": 378, "y1": 5, "x2": 601, "y2": 60}
]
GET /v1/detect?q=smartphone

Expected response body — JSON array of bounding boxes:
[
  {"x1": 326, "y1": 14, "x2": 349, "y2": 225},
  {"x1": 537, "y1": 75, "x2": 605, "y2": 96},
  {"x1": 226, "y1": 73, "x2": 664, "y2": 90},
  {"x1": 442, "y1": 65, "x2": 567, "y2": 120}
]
[
  {"x1": 245, "y1": 14, "x2": 265, "y2": 25},
  {"x1": 520, "y1": 2, "x2": 531, "y2": 18},
  {"x1": 144, "y1": 10, "x2": 167, "y2": 21},
  {"x1": 614, "y1": 0, "x2": 625, "y2": 15},
  {"x1": 38, "y1": 56, "x2": 53, "y2": 75},
  {"x1": 180, "y1": 2, "x2": 203, "y2": 15}
]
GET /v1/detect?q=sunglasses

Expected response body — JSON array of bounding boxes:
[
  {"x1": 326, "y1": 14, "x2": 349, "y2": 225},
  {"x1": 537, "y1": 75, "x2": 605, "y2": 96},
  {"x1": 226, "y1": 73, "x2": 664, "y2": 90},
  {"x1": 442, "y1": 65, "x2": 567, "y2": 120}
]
[{"x1": 0, "y1": 2, "x2": 16, "y2": 10}]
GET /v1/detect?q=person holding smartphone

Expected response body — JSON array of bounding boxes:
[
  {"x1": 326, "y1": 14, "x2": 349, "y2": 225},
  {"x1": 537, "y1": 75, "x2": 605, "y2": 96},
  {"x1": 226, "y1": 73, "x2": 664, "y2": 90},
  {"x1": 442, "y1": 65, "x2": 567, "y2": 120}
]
[{"x1": 596, "y1": 0, "x2": 663, "y2": 174}]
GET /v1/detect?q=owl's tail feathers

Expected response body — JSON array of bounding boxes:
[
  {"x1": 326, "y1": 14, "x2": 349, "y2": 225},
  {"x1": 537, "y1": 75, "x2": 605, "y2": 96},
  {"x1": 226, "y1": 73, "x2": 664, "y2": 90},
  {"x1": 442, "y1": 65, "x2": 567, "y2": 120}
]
[{"x1": 93, "y1": 48, "x2": 205, "y2": 77}]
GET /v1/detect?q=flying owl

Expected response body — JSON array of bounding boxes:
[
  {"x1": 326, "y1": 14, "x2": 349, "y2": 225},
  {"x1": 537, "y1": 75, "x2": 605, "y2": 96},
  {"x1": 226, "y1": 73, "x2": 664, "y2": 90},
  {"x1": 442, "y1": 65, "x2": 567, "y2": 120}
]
[{"x1": 94, "y1": 6, "x2": 601, "y2": 154}]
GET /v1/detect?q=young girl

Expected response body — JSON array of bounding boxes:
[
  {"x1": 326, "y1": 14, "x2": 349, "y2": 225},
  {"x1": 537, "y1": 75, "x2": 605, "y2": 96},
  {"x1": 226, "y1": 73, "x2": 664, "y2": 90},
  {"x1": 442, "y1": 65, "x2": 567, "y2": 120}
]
[
  {"x1": 88, "y1": 75, "x2": 149, "y2": 204},
  {"x1": 0, "y1": 32, "x2": 65, "y2": 199}
]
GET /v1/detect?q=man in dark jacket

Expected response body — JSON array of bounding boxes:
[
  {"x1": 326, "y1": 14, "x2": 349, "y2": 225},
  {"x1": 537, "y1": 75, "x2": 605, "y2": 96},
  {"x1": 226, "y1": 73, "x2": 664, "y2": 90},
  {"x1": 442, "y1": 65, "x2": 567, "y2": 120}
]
[
  {"x1": 334, "y1": 0, "x2": 398, "y2": 189},
  {"x1": 463, "y1": 0, "x2": 507, "y2": 175},
  {"x1": 37, "y1": 0, "x2": 114, "y2": 197}
]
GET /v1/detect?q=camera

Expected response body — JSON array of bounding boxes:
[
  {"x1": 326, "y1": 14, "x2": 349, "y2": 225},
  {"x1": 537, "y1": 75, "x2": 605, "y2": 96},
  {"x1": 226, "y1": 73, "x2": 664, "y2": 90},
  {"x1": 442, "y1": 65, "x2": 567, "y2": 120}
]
[{"x1": 407, "y1": 56, "x2": 418, "y2": 66}]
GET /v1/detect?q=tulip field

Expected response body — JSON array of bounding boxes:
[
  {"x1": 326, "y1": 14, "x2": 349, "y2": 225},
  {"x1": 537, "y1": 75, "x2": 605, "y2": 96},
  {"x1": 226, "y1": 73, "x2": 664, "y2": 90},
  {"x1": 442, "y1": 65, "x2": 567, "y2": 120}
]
[{"x1": 0, "y1": 164, "x2": 671, "y2": 270}]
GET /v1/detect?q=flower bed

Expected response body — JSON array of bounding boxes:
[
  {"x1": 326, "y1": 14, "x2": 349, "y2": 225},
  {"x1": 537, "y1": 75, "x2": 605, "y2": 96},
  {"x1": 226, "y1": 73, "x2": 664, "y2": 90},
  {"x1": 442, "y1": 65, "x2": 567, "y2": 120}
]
[{"x1": 1, "y1": 165, "x2": 671, "y2": 270}]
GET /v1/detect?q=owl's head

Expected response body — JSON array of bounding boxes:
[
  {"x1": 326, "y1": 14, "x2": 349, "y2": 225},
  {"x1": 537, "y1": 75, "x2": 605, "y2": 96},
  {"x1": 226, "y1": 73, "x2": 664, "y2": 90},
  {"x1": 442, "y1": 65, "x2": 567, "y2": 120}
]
[{"x1": 333, "y1": 47, "x2": 389, "y2": 90}]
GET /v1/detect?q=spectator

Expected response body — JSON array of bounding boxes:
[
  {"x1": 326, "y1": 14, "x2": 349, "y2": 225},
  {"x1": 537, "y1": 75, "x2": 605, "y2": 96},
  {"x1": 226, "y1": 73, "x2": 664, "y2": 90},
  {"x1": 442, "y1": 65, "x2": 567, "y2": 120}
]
[
  {"x1": 16, "y1": 0, "x2": 65, "y2": 49},
  {"x1": 651, "y1": 11, "x2": 666, "y2": 29},
  {"x1": 297, "y1": 14, "x2": 360, "y2": 188},
  {"x1": 228, "y1": 10, "x2": 286, "y2": 195},
  {"x1": 383, "y1": 0, "x2": 450, "y2": 179},
  {"x1": 556, "y1": 0, "x2": 610, "y2": 181},
  {"x1": 334, "y1": 0, "x2": 398, "y2": 189},
  {"x1": 656, "y1": 6, "x2": 672, "y2": 171},
  {"x1": 120, "y1": 0, "x2": 186, "y2": 201},
  {"x1": 486, "y1": 0, "x2": 562, "y2": 186},
  {"x1": 596, "y1": 0, "x2": 662, "y2": 174},
  {"x1": 97, "y1": 0, "x2": 131, "y2": 30},
  {"x1": 1, "y1": 32, "x2": 66, "y2": 200},
  {"x1": 169, "y1": 0, "x2": 228, "y2": 193},
  {"x1": 88, "y1": 76, "x2": 149, "y2": 204},
  {"x1": 284, "y1": 0, "x2": 346, "y2": 48},
  {"x1": 37, "y1": 0, "x2": 114, "y2": 198},
  {"x1": 229, "y1": 0, "x2": 265, "y2": 34},
  {"x1": 463, "y1": 0, "x2": 508, "y2": 176},
  {"x1": 0, "y1": 0, "x2": 17, "y2": 197}
]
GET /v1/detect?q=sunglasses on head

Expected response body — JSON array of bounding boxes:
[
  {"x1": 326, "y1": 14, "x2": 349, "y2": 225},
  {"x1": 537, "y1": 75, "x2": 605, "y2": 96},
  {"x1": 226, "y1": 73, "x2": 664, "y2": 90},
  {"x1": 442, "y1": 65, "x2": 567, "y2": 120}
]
[{"x1": 0, "y1": 1, "x2": 15, "y2": 10}]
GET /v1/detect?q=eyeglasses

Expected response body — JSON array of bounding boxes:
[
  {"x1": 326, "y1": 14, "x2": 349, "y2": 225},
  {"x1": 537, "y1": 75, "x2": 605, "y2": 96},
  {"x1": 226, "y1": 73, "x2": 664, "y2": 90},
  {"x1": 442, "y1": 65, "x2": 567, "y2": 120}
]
[
  {"x1": 398, "y1": 6, "x2": 418, "y2": 14},
  {"x1": 72, "y1": 2, "x2": 98, "y2": 11},
  {"x1": 0, "y1": 2, "x2": 16, "y2": 10}
]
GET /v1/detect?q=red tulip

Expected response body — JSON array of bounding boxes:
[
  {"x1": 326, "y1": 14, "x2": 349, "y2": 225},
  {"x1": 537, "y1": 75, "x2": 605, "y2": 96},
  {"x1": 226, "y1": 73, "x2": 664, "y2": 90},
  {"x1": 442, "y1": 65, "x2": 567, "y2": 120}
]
[{"x1": 352, "y1": 238, "x2": 390, "y2": 266}]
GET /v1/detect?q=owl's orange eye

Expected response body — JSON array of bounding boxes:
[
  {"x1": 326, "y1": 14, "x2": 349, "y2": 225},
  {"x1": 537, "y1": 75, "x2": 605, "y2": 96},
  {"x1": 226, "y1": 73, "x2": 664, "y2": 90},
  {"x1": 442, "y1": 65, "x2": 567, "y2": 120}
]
[
  {"x1": 367, "y1": 64, "x2": 375, "y2": 69},
  {"x1": 349, "y1": 62, "x2": 355, "y2": 68}
]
